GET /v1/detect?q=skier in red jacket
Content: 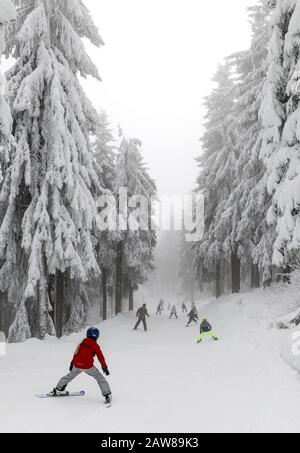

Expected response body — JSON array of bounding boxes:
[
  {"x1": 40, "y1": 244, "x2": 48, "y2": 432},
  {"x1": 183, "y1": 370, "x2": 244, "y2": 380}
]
[{"x1": 50, "y1": 328, "x2": 112, "y2": 405}]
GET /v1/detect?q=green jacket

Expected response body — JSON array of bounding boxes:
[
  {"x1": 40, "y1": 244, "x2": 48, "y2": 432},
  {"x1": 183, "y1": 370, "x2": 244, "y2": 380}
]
[{"x1": 136, "y1": 306, "x2": 150, "y2": 320}]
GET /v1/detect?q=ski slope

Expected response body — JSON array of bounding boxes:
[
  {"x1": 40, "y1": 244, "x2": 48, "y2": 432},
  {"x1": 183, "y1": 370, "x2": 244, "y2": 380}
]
[{"x1": 1, "y1": 289, "x2": 300, "y2": 433}]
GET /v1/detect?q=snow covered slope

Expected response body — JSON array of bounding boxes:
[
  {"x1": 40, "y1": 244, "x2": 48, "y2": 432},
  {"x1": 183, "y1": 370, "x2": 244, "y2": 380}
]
[{"x1": 1, "y1": 288, "x2": 300, "y2": 433}]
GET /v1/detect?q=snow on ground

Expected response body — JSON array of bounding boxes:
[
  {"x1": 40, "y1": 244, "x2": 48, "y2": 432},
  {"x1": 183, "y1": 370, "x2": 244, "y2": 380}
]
[{"x1": 1, "y1": 287, "x2": 300, "y2": 433}]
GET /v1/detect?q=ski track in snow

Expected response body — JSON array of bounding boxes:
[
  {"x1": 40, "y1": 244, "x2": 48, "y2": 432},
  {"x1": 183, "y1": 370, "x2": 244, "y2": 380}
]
[{"x1": 1, "y1": 289, "x2": 300, "y2": 433}]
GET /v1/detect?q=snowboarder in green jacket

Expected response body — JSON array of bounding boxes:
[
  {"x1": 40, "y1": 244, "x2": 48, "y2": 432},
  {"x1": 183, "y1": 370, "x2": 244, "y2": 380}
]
[{"x1": 197, "y1": 318, "x2": 219, "y2": 343}]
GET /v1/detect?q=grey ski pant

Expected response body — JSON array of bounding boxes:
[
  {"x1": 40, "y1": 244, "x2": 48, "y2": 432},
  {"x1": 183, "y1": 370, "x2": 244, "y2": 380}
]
[
  {"x1": 56, "y1": 366, "x2": 111, "y2": 396},
  {"x1": 134, "y1": 318, "x2": 147, "y2": 331}
]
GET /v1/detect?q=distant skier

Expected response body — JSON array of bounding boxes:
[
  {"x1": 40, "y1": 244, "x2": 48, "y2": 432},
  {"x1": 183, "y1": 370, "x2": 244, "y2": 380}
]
[
  {"x1": 156, "y1": 299, "x2": 163, "y2": 315},
  {"x1": 169, "y1": 305, "x2": 178, "y2": 319},
  {"x1": 49, "y1": 328, "x2": 112, "y2": 406},
  {"x1": 181, "y1": 303, "x2": 187, "y2": 313},
  {"x1": 134, "y1": 303, "x2": 150, "y2": 331},
  {"x1": 197, "y1": 318, "x2": 219, "y2": 343},
  {"x1": 186, "y1": 305, "x2": 198, "y2": 327}
]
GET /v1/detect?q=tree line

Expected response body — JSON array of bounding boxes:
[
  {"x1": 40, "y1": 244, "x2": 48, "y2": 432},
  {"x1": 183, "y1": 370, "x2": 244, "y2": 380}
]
[
  {"x1": 0, "y1": 0, "x2": 156, "y2": 342},
  {"x1": 180, "y1": 0, "x2": 300, "y2": 300}
]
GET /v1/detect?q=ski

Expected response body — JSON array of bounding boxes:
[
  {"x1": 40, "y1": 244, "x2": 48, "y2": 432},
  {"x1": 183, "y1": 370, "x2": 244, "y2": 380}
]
[{"x1": 36, "y1": 391, "x2": 85, "y2": 399}]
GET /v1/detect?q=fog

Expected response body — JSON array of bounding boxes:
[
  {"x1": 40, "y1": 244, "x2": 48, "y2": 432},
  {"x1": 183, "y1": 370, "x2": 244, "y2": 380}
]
[
  {"x1": 81, "y1": 0, "x2": 259, "y2": 300},
  {"x1": 83, "y1": 0, "x2": 257, "y2": 197}
]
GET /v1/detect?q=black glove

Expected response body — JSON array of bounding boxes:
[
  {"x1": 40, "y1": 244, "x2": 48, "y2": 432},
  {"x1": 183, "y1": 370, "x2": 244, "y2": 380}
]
[
  {"x1": 69, "y1": 362, "x2": 74, "y2": 372},
  {"x1": 102, "y1": 368, "x2": 110, "y2": 376}
]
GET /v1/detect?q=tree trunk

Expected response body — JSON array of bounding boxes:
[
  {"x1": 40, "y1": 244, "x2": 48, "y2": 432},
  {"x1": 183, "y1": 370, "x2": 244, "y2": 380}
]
[
  {"x1": 129, "y1": 283, "x2": 134, "y2": 312},
  {"x1": 0, "y1": 299, "x2": 2, "y2": 335},
  {"x1": 190, "y1": 277, "x2": 195, "y2": 303},
  {"x1": 115, "y1": 242, "x2": 123, "y2": 315},
  {"x1": 263, "y1": 267, "x2": 273, "y2": 289},
  {"x1": 251, "y1": 263, "x2": 254, "y2": 288},
  {"x1": 0, "y1": 257, "x2": 8, "y2": 336},
  {"x1": 231, "y1": 253, "x2": 241, "y2": 294},
  {"x1": 0, "y1": 292, "x2": 6, "y2": 336},
  {"x1": 199, "y1": 275, "x2": 204, "y2": 295},
  {"x1": 37, "y1": 253, "x2": 48, "y2": 340},
  {"x1": 102, "y1": 267, "x2": 108, "y2": 321},
  {"x1": 283, "y1": 265, "x2": 291, "y2": 284},
  {"x1": 251, "y1": 263, "x2": 260, "y2": 289},
  {"x1": 64, "y1": 273, "x2": 71, "y2": 326},
  {"x1": 55, "y1": 270, "x2": 64, "y2": 338},
  {"x1": 216, "y1": 261, "x2": 221, "y2": 299}
]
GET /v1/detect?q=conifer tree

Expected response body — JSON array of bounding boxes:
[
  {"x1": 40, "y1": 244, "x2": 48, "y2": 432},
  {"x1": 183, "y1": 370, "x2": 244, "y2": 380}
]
[
  {"x1": 114, "y1": 137, "x2": 157, "y2": 313},
  {"x1": 196, "y1": 61, "x2": 236, "y2": 297},
  {"x1": 0, "y1": 0, "x2": 16, "y2": 335},
  {"x1": 93, "y1": 110, "x2": 116, "y2": 320},
  {"x1": 229, "y1": 1, "x2": 274, "y2": 288},
  {"x1": 260, "y1": 0, "x2": 300, "y2": 270},
  {"x1": 178, "y1": 231, "x2": 195, "y2": 303},
  {"x1": 2, "y1": 0, "x2": 103, "y2": 341}
]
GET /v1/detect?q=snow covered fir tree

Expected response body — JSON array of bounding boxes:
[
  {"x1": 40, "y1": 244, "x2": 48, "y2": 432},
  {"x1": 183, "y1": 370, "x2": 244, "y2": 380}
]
[
  {"x1": 195, "y1": 1, "x2": 270, "y2": 298},
  {"x1": 185, "y1": 0, "x2": 299, "y2": 301},
  {"x1": 0, "y1": 0, "x2": 157, "y2": 342},
  {"x1": 0, "y1": 0, "x2": 104, "y2": 342}
]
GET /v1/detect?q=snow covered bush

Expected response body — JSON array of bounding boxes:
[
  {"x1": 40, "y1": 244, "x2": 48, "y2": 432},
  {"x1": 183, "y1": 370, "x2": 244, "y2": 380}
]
[
  {"x1": 275, "y1": 267, "x2": 300, "y2": 330},
  {"x1": 281, "y1": 330, "x2": 300, "y2": 375}
]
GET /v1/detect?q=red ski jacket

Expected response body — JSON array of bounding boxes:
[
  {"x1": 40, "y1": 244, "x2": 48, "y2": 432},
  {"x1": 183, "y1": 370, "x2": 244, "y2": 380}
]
[{"x1": 72, "y1": 338, "x2": 108, "y2": 370}]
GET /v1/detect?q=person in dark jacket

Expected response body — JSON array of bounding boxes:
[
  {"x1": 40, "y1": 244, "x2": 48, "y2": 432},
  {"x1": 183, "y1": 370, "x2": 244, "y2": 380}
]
[
  {"x1": 49, "y1": 328, "x2": 112, "y2": 405},
  {"x1": 197, "y1": 318, "x2": 219, "y2": 343},
  {"x1": 181, "y1": 303, "x2": 187, "y2": 313},
  {"x1": 169, "y1": 305, "x2": 178, "y2": 319},
  {"x1": 156, "y1": 300, "x2": 163, "y2": 315},
  {"x1": 160, "y1": 299, "x2": 164, "y2": 312},
  {"x1": 134, "y1": 304, "x2": 150, "y2": 331},
  {"x1": 186, "y1": 305, "x2": 198, "y2": 327}
]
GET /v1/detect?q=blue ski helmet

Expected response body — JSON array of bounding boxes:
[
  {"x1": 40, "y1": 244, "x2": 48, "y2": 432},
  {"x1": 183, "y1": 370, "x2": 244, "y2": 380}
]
[{"x1": 86, "y1": 327, "x2": 100, "y2": 340}]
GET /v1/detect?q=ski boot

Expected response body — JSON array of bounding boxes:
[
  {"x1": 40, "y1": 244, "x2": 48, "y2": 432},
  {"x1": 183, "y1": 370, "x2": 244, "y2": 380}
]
[
  {"x1": 49, "y1": 387, "x2": 68, "y2": 397},
  {"x1": 104, "y1": 394, "x2": 112, "y2": 407}
]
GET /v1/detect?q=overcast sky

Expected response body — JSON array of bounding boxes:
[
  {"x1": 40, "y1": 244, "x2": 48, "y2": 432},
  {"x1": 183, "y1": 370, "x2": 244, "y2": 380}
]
[{"x1": 83, "y1": 0, "x2": 257, "y2": 196}]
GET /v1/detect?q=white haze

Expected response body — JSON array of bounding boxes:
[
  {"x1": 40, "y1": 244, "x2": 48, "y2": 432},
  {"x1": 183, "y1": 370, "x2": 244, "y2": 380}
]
[{"x1": 83, "y1": 0, "x2": 257, "y2": 196}]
